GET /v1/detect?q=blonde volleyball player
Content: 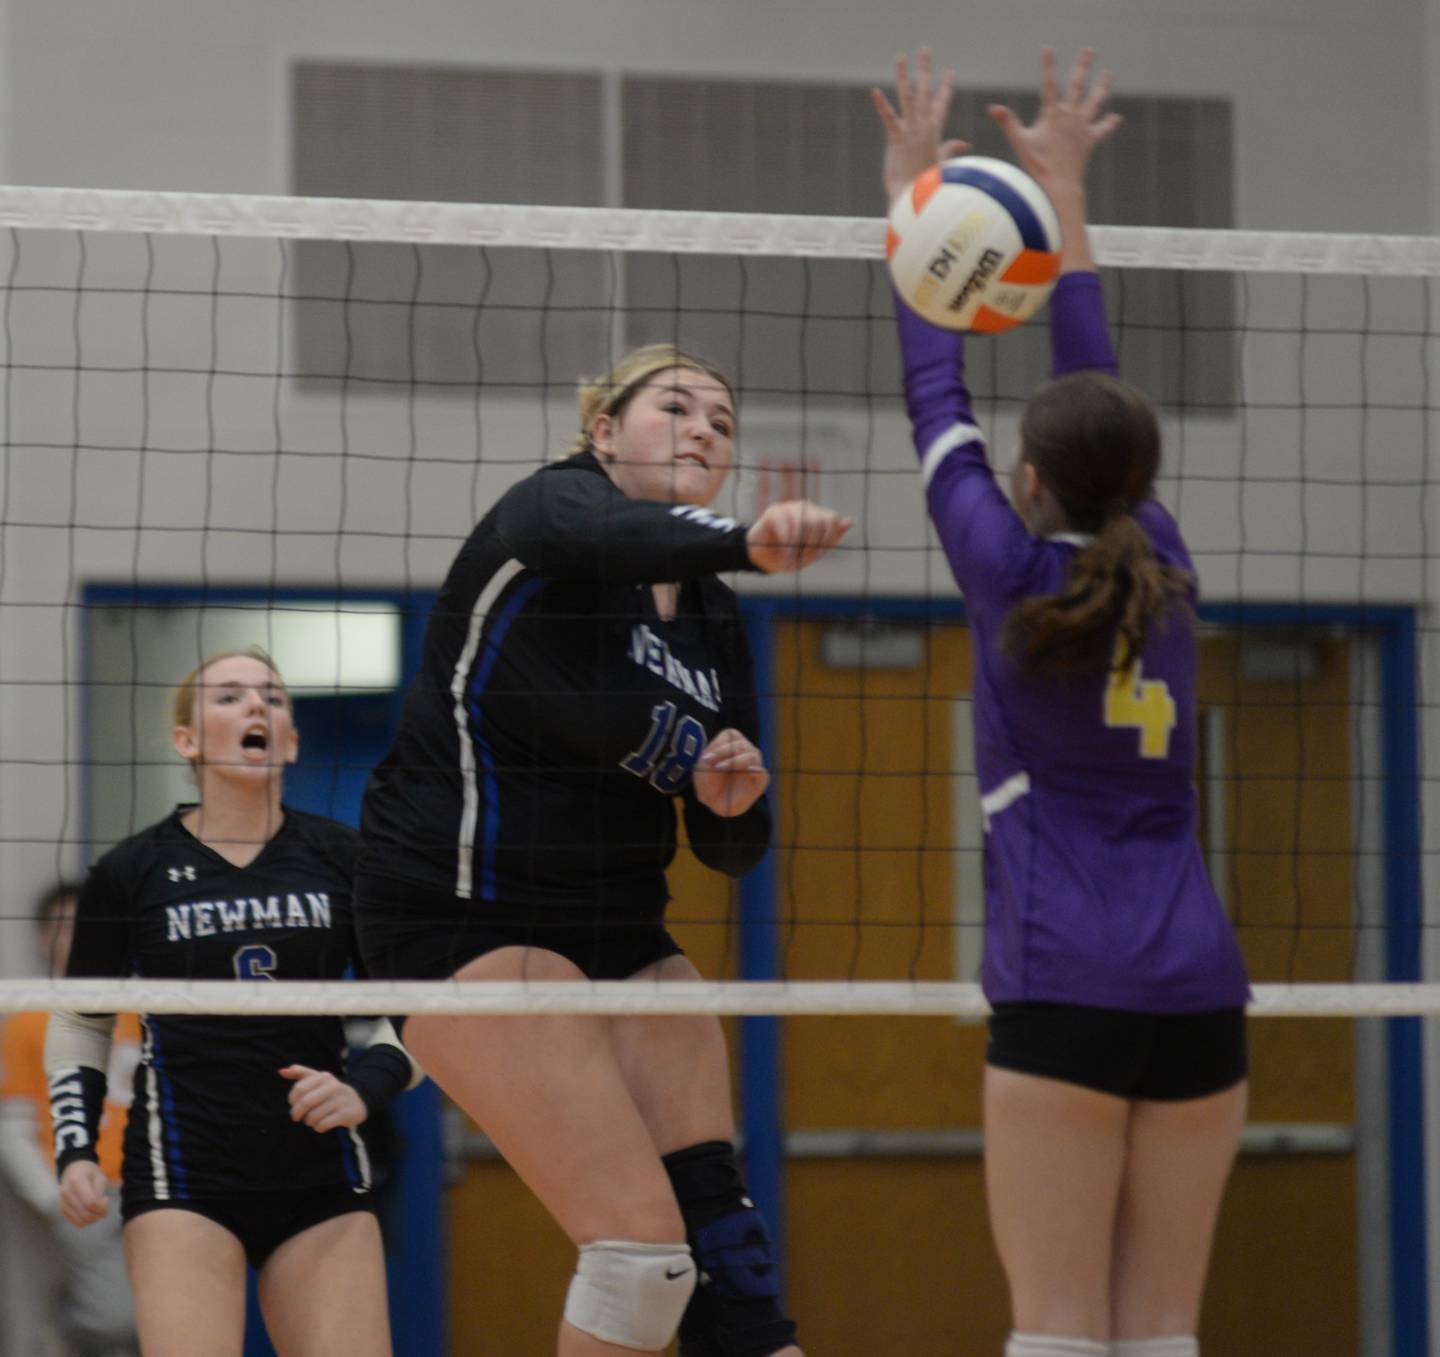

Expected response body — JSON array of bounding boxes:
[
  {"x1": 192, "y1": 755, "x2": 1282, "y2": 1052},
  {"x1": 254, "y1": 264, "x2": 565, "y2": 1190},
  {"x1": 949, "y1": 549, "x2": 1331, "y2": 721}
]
[
  {"x1": 45, "y1": 648, "x2": 421, "y2": 1357},
  {"x1": 874, "y1": 49, "x2": 1249, "y2": 1357},
  {"x1": 355, "y1": 345, "x2": 849, "y2": 1356}
]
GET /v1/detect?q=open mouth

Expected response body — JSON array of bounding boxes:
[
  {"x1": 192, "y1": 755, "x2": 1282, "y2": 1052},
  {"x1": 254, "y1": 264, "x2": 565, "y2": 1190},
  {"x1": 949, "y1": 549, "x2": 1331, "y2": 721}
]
[
  {"x1": 241, "y1": 728, "x2": 269, "y2": 754},
  {"x1": 676, "y1": 452, "x2": 710, "y2": 471}
]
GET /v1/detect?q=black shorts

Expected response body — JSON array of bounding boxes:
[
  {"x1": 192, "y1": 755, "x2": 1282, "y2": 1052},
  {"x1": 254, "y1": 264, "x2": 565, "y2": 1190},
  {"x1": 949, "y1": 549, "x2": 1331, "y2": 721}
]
[
  {"x1": 986, "y1": 1002, "x2": 1247, "y2": 1101},
  {"x1": 122, "y1": 1185, "x2": 375, "y2": 1270},
  {"x1": 353, "y1": 873, "x2": 685, "y2": 998}
]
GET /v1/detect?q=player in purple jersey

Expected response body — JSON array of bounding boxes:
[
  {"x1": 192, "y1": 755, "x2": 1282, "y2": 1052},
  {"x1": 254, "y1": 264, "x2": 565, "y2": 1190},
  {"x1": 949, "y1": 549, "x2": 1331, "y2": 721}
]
[
  {"x1": 45, "y1": 649, "x2": 421, "y2": 1357},
  {"x1": 875, "y1": 49, "x2": 1250, "y2": 1357},
  {"x1": 360, "y1": 345, "x2": 848, "y2": 1357}
]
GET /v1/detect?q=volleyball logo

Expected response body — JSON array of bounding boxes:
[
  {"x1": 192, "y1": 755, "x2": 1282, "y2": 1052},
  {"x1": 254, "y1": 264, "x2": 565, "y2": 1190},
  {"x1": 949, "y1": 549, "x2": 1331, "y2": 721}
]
[{"x1": 886, "y1": 155, "x2": 1062, "y2": 332}]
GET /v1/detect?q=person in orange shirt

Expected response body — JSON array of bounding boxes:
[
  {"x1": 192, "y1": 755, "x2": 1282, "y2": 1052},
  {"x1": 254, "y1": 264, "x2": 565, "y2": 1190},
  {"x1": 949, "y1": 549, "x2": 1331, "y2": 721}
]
[{"x1": 0, "y1": 882, "x2": 140, "y2": 1357}]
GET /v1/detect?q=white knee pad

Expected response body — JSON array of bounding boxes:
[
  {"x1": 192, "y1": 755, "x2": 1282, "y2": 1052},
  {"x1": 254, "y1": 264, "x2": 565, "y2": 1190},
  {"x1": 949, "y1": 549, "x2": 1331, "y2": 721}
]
[
  {"x1": 1006, "y1": 1336, "x2": 1109, "y2": 1357},
  {"x1": 563, "y1": 1239, "x2": 696, "y2": 1351},
  {"x1": 1113, "y1": 1341, "x2": 1199, "y2": 1356}
]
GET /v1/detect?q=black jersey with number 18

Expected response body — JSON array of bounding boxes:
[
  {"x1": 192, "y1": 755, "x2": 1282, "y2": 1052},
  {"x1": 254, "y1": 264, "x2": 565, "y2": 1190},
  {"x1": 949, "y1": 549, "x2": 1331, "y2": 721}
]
[{"x1": 359, "y1": 450, "x2": 772, "y2": 919}]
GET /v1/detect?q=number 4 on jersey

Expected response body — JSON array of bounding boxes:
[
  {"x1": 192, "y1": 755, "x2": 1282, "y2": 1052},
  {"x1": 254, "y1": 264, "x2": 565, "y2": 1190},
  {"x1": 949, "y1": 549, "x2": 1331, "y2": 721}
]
[{"x1": 1104, "y1": 642, "x2": 1176, "y2": 759}]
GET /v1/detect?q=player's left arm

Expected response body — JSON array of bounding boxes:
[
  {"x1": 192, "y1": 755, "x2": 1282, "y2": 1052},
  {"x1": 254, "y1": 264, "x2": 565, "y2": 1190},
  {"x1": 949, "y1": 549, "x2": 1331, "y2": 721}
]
[
  {"x1": 282, "y1": 826, "x2": 424, "y2": 1135},
  {"x1": 988, "y1": 51, "x2": 1122, "y2": 377},
  {"x1": 682, "y1": 604, "x2": 773, "y2": 876},
  {"x1": 282, "y1": 1019, "x2": 423, "y2": 1134}
]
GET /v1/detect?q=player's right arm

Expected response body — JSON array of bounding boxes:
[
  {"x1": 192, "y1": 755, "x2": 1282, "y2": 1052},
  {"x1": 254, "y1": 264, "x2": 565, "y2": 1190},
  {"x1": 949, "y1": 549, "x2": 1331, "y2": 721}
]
[
  {"x1": 495, "y1": 465, "x2": 847, "y2": 583},
  {"x1": 875, "y1": 51, "x2": 1033, "y2": 606},
  {"x1": 43, "y1": 858, "x2": 128, "y2": 1227}
]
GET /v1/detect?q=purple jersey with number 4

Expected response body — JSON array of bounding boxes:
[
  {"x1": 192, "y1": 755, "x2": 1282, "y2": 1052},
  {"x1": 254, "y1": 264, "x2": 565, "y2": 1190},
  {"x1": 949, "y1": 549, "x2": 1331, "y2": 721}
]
[{"x1": 898, "y1": 272, "x2": 1249, "y2": 1013}]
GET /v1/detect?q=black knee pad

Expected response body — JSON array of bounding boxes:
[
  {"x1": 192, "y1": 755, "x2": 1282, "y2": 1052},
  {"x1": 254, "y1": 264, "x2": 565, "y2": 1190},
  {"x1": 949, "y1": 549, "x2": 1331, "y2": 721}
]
[{"x1": 662, "y1": 1140, "x2": 798, "y2": 1357}]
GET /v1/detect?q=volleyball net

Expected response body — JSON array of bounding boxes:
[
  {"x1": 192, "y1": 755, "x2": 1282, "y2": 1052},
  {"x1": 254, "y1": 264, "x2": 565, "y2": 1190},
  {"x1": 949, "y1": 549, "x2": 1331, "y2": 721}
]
[{"x1": 0, "y1": 186, "x2": 1436, "y2": 1017}]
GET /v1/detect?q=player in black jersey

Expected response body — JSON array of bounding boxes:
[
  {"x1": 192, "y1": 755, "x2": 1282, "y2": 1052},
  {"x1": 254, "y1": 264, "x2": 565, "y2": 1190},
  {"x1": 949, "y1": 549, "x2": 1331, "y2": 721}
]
[
  {"x1": 45, "y1": 648, "x2": 422, "y2": 1357},
  {"x1": 356, "y1": 343, "x2": 849, "y2": 1357}
]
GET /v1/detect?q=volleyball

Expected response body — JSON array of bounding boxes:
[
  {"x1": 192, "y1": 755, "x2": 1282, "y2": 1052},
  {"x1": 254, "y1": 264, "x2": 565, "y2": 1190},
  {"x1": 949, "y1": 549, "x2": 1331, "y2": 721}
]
[{"x1": 886, "y1": 155, "x2": 1062, "y2": 332}]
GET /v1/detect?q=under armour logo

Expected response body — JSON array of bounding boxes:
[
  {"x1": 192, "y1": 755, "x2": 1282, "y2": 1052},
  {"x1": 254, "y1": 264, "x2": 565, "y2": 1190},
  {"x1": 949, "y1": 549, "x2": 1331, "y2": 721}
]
[{"x1": 167, "y1": 865, "x2": 197, "y2": 882}]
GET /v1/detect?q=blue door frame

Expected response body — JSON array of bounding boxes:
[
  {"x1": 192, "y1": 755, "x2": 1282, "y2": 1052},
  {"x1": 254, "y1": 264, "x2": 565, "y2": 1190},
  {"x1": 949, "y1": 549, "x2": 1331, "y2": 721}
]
[
  {"x1": 81, "y1": 586, "x2": 1426, "y2": 1354},
  {"x1": 736, "y1": 596, "x2": 1426, "y2": 1356}
]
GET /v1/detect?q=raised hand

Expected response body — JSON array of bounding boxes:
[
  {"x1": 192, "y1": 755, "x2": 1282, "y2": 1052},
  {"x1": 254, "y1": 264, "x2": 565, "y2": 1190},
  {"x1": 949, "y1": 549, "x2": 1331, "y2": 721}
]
[
  {"x1": 987, "y1": 47, "x2": 1122, "y2": 197},
  {"x1": 280, "y1": 1064, "x2": 369, "y2": 1133},
  {"x1": 692, "y1": 728, "x2": 770, "y2": 818},
  {"x1": 745, "y1": 500, "x2": 852, "y2": 575},
  {"x1": 871, "y1": 48, "x2": 971, "y2": 209}
]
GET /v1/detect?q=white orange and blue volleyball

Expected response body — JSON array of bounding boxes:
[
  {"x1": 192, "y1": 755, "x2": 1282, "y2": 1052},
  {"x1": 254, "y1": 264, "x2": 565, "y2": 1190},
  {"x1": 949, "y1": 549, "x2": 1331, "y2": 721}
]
[{"x1": 886, "y1": 155, "x2": 1062, "y2": 333}]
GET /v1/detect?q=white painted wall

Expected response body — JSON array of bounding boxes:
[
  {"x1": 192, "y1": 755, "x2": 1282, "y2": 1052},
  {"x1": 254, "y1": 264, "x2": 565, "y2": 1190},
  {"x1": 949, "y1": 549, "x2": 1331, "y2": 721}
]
[{"x1": 3, "y1": 0, "x2": 1434, "y2": 231}]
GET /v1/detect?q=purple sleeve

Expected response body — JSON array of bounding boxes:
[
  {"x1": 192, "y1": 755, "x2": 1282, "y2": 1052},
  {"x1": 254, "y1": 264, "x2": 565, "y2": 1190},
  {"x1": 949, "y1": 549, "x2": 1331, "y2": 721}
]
[
  {"x1": 1048, "y1": 271, "x2": 1118, "y2": 378},
  {"x1": 1135, "y1": 499, "x2": 1195, "y2": 578},
  {"x1": 1049, "y1": 274, "x2": 1193, "y2": 574},
  {"x1": 893, "y1": 289, "x2": 975, "y2": 455},
  {"x1": 893, "y1": 291, "x2": 1033, "y2": 609}
]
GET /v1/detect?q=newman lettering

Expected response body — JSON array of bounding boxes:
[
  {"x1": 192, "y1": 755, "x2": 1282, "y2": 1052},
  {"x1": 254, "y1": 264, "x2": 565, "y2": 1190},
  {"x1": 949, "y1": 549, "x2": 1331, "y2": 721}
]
[
  {"x1": 628, "y1": 624, "x2": 721, "y2": 712},
  {"x1": 165, "y1": 892, "x2": 333, "y2": 943}
]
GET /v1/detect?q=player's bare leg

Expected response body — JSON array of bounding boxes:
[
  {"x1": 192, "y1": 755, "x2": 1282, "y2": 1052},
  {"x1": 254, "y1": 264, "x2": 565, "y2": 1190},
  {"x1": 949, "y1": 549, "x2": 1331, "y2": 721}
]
[
  {"x1": 123, "y1": 1210, "x2": 247, "y2": 1357},
  {"x1": 984, "y1": 1065, "x2": 1130, "y2": 1342},
  {"x1": 1109, "y1": 1081, "x2": 1247, "y2": 1341},
  {"x1": 405, "y1": 946, "x2": 688, "y2": 1357},
  {"x1": 613, "y1": 953, "x2": 735, "y2": 1152},
  {"x1": 258, "y1": 1209, "x2": 391, "y2": 1357},
  {"x1": 615, "y1": 952, "x2": 803, "y2": 1356}
]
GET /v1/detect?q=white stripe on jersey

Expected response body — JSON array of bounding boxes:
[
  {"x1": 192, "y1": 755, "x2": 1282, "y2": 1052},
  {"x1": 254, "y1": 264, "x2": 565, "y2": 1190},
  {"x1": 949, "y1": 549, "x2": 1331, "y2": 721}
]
[
  {"x1": 920, "y1": 421, "x2": 986, "y2": 491},
  {"x1": 346, "y1": 1125, "x2": 373, "y2": 1192},
  {"x1": 451, "y1": 558, "x2": 527, "y2": 900},
  {"x1": 140, "y1": 1018, "x2": 169, "y2": 1201},
  {"x1": 979, "y1": 771, "x2": 1031, "y2": 832}
]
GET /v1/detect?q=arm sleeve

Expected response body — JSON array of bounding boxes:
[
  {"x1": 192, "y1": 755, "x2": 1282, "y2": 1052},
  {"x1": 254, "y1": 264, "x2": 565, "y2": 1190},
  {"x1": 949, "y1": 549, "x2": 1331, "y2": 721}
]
[
  {"x1": 495, "y1": 466, "x2": 758, "y2": 585},
  {"x1": 680, "y1": 607, "x2": 772, "y2": 877},
  {"x1": 344, "y1": 1018, "x2": 424, "y2": 1119},
  {"x1": 1047, "y1": 271, "x2": 1119, "y2": 378},
  {"x1": 893, "y1": 292, "x2": 1033, "y2": 608},
  {"x1": 1047, "y1": 272, "x2": 1192, "y2": 570},
  {"x1": 43, "y1": 1013, "x2": 114, "y2": 1177}
]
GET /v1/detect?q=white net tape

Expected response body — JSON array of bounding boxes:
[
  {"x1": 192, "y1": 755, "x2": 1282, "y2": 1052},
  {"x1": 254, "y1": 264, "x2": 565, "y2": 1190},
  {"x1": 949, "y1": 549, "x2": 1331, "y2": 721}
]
[
  {"x1": 1, "y1": 183, "x2": 1438, "y2": 272},
  {"x1": 0, "y1": 979, "x2": 1435, "y2": 1018}
]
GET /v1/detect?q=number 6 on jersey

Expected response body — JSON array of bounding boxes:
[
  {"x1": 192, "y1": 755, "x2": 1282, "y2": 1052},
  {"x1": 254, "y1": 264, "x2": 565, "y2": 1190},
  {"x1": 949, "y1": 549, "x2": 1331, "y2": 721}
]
[{"x1": 1104, "y1": 644, "x2": 1176, "y2": 759}]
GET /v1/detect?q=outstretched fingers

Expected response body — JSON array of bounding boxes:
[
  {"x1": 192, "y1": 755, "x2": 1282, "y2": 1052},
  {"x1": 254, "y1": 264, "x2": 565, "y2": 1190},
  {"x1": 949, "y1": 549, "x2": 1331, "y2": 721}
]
[
  {"x1": 1091, "y1": 108, "x2": 1124, "y2": 146},
  {"x1": 1066, "y1": 46, "x2": 1096, "y2": 107},
  {"x1": 1039, "y1": 46, "x2": 1059, "y2": 111},
  {"x1": 892, "y1": 51, "x2": 915, "y2": 120},
  {"x1": 1083, "y1": 66, "x2": 1113, "y2": 118}
]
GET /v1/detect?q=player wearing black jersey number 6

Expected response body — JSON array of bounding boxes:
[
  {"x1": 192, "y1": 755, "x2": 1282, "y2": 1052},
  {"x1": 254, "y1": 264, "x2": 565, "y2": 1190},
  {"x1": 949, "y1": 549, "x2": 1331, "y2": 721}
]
[
  {"x1": 45, "y1": 647, "x2": 422, "y2": 1357},
  {"x1": 356, "y1": 343, "x2": 849, "y2": 1357}
]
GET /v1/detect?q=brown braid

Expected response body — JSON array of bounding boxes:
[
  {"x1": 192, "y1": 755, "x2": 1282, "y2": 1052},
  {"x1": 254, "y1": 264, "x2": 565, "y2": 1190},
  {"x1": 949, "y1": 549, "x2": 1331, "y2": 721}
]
[{"x1": 1001, "y1": 372, "x2": 1191, "y2": 675}]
